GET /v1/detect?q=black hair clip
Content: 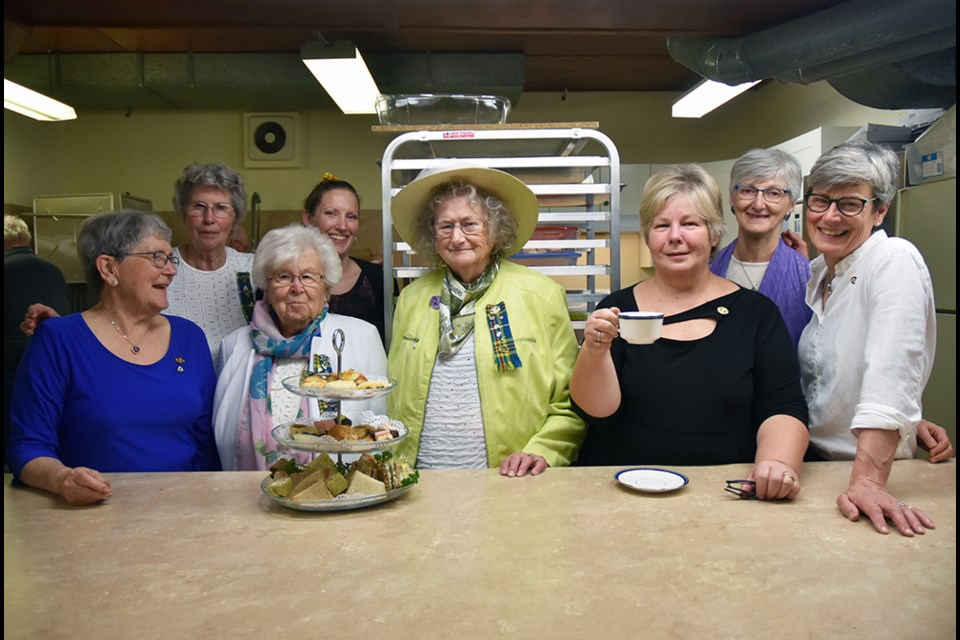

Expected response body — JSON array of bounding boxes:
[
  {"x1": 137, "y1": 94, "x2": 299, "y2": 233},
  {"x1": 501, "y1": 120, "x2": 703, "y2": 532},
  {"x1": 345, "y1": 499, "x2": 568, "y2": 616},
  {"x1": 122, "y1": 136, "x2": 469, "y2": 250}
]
[{"x1": 724, "y1": 479, "x2": 758, "y2": 500}]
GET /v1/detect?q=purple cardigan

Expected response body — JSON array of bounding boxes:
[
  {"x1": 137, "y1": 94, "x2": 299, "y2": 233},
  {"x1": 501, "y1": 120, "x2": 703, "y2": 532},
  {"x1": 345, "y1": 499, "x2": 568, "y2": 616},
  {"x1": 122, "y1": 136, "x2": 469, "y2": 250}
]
[{"x1": 711, "y1": 238, "x2": 813, "y2": 348}]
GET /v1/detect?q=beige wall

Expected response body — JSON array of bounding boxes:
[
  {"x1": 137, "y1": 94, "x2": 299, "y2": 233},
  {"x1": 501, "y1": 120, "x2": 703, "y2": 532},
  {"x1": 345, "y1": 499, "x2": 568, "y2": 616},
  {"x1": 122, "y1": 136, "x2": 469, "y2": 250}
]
[
  {"x1": 5, "y1": 81, "x2": 910, "y2": 273},
  {"x1": 5, "y1": 80, "x2": 909, "y2": 212}
]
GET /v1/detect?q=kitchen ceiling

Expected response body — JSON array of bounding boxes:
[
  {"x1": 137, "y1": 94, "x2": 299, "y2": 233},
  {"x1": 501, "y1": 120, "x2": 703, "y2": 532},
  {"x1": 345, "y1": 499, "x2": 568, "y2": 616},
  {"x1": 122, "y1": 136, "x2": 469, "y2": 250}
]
[{"x1": 3, "y1": 0, "x2": 955, "y2": 112}]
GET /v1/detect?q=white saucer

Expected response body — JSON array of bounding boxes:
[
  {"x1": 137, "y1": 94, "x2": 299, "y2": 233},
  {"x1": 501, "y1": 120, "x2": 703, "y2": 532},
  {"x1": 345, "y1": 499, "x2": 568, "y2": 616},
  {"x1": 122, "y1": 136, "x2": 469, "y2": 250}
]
[{"x1": 615, "y1": 468, "x2": 689, "y2": 493}]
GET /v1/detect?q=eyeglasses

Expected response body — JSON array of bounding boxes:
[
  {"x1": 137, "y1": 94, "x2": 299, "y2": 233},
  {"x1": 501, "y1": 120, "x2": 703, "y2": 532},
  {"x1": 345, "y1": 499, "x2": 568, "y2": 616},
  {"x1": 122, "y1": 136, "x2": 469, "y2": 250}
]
[
  {"x1": 804, "y1": 193, "x2": 875, "y2": 216},
  {"x1": 733, "y1": 184, "x2": 791, "y2": 204},
  {"x1": 122, "y1": 251, "x2": 181, "y2": 269},
  {"x1": 187, "y1": 201, "x2": 236, "y2": 219},
  {"x1": 724, "y1": 479, "x2": 758, "y2": 500},
  {"x1": 432, "y1": 220, "x2": 488, "y2": 239},
  {"x1": 267, "y1": 272, "x2": 325, "y2": 288}
]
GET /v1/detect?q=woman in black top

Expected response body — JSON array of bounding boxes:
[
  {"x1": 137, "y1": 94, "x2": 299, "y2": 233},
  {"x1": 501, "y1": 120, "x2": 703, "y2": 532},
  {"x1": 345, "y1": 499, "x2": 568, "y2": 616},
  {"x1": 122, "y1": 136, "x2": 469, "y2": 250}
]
[
  {"x1": 302, "y1": 175, "x2": 386, "y2": 343},
  {"x1": 570, "y1": 164, "x2": 809, "y2": 500}
]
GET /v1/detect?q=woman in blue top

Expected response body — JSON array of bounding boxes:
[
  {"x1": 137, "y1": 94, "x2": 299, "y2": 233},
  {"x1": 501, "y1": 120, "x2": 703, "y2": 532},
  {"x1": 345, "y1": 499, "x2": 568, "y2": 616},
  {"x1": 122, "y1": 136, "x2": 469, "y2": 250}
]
[{"x1": 9, "y1": 211, "x2": 219, "y2": 505}]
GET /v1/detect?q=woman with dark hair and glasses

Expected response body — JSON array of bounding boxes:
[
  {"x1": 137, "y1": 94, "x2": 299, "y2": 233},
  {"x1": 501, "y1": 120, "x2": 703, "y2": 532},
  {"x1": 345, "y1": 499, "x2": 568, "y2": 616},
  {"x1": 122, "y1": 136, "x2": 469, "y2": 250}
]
[
  {"x1": 799, "y1": 141, "x2": 940, "y2": 537},
  {"x1": 710, "y1": 148, "x2": 812, "y2": 347},
  {"x1": 213, "y1": 225, "x2": 386, "y2": 470},
  {"x1": 8, "y1": 211, "x2": 220, "y2": 505}
]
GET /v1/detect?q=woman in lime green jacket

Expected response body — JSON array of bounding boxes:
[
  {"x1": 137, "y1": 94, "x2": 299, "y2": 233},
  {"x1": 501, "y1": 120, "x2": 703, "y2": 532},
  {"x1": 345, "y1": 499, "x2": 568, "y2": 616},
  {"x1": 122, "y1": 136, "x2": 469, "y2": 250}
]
[{"x1": 388, "y1": 160, "x2": 585, "y2": 477}]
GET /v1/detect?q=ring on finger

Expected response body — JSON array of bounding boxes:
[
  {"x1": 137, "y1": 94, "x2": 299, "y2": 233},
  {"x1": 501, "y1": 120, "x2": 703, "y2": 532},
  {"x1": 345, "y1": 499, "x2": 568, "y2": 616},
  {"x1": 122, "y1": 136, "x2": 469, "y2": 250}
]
[
  {"x1": 595, "y1": 330, "x2": 602, "y2": 343},
  {"x1": 896, "y1": 501, "x2": 907, "y2": 509}
]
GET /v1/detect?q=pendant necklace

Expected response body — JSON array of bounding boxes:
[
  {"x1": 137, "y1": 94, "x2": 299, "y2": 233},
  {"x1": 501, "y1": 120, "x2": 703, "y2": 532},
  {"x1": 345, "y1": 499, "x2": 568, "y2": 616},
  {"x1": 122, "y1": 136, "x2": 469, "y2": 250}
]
[
  {"x1": 102, "y1": 308, "x2": 145, "y2": 355},
  {"x1": 737, "y1": 259, "x2": 759, "y2": 291}
]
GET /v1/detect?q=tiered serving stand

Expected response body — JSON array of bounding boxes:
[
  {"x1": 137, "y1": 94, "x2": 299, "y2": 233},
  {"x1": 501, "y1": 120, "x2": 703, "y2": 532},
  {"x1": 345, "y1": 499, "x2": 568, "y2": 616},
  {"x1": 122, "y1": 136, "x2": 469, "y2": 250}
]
[{"x1": 259, "y1": 330, "x2": 414, "y2": 511}]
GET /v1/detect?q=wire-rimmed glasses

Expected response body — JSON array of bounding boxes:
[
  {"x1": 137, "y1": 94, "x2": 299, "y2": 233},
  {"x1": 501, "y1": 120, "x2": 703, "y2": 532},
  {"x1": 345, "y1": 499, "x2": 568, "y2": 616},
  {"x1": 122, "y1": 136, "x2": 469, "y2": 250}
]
[
  {"x1": 122, "y1": 251, "x2": 181, "y2": 268},
  {"x1": 187, "y1": 201, "x2": 236, "y2": 219},
  {"x1": 733, "y1": 184, "x2": 791, "y2": 204},
  {"x1": 267, "y1": 272, "x2": 325, "y2": 288},
  {"x1": 432, "y1": 220, "x2": 488, "y2": 239}
]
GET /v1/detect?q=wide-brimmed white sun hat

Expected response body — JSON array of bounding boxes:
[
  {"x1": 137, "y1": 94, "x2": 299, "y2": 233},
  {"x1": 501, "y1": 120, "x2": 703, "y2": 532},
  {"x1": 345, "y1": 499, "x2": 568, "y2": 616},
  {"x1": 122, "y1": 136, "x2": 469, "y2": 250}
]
[{"x1": 390, "y1": 159, "x2": 539, "y2": 256}]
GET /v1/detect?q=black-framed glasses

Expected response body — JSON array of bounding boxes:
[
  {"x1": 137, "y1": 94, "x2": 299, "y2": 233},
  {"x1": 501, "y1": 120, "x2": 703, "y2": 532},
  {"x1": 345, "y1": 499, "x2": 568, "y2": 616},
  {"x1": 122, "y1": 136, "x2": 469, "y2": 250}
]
[
  {"x1": 122, "y1": 251, "x2": 181, "y2": 269},
  {"x1": 733, "y1": 184, "x2": 791, "y2": 204},
  {"x1": 187, "y1": 201, "x2": 236, "y2": 219},
  {"x1": 804, "y1": 193, "x2": 875, "y2": 216},
  {"x1": 432, "y1": 220, "x2": 488, "y2": 239},
  {"x1": 724, "y1": 479, "x2": 757, "y2": 500},
  {"x1": 267, "y1": 272, "x2": 324, "y2": 288}
]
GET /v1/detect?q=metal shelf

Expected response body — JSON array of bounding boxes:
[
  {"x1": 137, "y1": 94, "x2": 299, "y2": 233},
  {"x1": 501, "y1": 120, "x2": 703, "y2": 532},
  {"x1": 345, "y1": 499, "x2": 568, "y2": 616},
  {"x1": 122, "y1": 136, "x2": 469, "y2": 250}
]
[{"x1": 380, "y1": 125, "x2": 621, "y2": 344}]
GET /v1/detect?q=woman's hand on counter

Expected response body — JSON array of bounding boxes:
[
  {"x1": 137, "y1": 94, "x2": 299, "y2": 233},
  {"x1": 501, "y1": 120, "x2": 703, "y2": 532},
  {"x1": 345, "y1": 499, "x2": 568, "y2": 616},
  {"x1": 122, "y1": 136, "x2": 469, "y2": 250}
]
[
  {"x1": 57, "y1": 466, "x2": 113, "y2": 505},
  {"x1": 748, "y1": 460, "x2": 801, "y2": 500},
  {"x1": 499, "y1": 452, "x2": 548, "y2": 478},
  {"x1": 837, "y1": 477, "x2": 934, "y2": 537}
]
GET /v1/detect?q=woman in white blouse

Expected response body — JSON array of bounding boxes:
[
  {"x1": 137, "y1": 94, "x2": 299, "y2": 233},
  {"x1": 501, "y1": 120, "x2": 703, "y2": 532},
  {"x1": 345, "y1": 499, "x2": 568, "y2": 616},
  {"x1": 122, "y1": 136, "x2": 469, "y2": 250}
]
[
  {"x1": 213, "y1": 225, "x2": 386, "y2": 470},
  {"x1": 799, "y1": 141, "x2": 938, "y2": 537}
]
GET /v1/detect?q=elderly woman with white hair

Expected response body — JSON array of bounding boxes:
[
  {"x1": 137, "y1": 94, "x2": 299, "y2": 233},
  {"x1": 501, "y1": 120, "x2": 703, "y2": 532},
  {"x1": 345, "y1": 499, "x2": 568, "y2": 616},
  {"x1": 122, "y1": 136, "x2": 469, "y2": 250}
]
[{"x1": 213, "y1": 225, "x2": 386, "y2": 471}]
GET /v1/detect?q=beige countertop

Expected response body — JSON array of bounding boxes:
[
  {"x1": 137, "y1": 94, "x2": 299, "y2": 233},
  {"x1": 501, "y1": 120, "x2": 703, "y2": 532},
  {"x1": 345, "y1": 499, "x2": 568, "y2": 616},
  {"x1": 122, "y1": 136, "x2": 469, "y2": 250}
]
[{"x1": 4, "y1": 461, "x2": 956, "y2": 639}]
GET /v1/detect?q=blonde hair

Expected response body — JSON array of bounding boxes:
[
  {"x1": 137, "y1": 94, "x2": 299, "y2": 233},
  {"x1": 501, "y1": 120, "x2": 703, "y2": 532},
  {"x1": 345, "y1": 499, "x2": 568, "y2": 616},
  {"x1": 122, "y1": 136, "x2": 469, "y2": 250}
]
[{"x1": 640, "y1": 164, "x2": 726, "y2": 256}]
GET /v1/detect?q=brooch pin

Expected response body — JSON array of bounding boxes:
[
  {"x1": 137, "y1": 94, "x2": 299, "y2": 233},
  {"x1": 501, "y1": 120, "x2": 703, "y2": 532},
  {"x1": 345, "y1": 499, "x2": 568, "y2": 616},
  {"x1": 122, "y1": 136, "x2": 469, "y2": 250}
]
[
  {"x1": 175, "y1": 357, "x2": 185, "y2": 373},
  {"x1": 717, "y1": 306, "x2": 730, "y2": 315},
  {"x1": 429, "y1": 295, "x2": 440, "y2": 310}
]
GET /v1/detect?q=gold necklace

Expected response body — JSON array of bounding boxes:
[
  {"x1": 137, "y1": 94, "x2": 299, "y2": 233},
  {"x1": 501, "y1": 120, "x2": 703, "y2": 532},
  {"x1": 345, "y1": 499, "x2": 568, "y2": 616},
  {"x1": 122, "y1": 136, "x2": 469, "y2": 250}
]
[{"x1": 102, "y1": 308, "x2": 146, "y2": 355}]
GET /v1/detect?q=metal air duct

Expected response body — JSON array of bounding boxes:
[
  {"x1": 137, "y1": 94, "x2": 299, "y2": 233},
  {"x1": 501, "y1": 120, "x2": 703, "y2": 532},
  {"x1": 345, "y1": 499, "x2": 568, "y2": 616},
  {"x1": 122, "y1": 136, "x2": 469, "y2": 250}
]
[{"x1": 667, "y1": 0, "x2": 956, "y2": 109}]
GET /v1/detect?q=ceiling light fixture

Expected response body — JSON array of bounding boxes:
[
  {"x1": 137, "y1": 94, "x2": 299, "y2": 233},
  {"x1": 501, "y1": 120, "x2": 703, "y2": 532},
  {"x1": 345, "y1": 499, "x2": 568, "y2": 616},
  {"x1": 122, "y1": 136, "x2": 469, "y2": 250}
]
[
  {"x1": 301, "y1": 41, "x2": 381, "y2": 114},
  {"x1": 4, "y1": 79, "x2": 77, "y2": 121},
  {"x1": 672, "y1": 78, "x2": 761, "y2": 118}
]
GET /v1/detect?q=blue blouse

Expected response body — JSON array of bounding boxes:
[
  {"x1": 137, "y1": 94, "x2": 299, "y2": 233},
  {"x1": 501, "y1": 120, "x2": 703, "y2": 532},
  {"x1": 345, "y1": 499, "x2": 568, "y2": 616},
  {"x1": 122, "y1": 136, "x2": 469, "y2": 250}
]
[{"x1": 8, "y1": 313, "x2": 220, "y2": 475}]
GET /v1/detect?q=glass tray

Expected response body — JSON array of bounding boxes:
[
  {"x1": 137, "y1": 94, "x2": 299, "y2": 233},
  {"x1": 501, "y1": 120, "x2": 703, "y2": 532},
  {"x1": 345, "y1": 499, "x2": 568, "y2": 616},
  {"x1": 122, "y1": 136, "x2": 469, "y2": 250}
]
[
  {"x1": 260, "y1": 476, "x2": 415, "y2": 512},
  {"x1": 271, "y1": 410, "x2": 407, "y2": 453},
  {"x1": 282, "y1": 375, "x2": 396, "y2": 400}
]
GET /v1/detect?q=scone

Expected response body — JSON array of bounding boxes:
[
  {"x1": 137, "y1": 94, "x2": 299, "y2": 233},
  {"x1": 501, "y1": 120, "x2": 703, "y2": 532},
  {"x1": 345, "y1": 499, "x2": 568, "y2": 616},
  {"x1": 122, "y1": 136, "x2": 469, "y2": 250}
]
[{"x1": 301, "y1": 374, "x2": 328, "y2": 388}]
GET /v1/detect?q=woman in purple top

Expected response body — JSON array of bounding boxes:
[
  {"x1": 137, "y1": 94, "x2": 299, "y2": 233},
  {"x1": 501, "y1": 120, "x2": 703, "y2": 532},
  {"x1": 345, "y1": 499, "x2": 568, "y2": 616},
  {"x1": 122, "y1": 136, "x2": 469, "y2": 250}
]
[
  {"x1": 710, "y1": 148, "x2": 812, "y2": 348},
  {"x1": 9, "y1": 211, "x2": 219, "y2": 506}
]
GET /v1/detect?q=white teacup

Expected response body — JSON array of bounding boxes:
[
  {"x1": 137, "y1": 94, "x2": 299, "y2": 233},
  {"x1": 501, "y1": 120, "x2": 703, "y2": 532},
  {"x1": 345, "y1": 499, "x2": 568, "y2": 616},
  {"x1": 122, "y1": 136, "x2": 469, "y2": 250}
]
[{"x1": 618, "y1": 311, "x2": 664, "y2": 344}]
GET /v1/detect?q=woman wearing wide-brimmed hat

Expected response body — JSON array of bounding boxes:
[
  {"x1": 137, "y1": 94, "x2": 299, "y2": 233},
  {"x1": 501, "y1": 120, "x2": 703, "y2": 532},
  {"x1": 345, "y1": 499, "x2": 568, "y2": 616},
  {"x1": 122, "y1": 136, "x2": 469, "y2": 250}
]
[{"x1": 388, "y1": 160, "x2": 585, "y2": 477}]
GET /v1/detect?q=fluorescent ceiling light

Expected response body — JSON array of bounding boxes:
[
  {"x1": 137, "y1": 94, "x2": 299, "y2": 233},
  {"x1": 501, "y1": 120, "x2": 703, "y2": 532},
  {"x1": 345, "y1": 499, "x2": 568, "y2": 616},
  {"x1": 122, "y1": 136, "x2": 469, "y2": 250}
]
[
  {"x1": 4, "y1": 79, "x2": 77, "y2": 121},
  {"x1": 672, "y1": 79, "x2": 761, "y2": 118},
  {"x1": 301, "y1": 42, "x2": 381, "y2": 114}
]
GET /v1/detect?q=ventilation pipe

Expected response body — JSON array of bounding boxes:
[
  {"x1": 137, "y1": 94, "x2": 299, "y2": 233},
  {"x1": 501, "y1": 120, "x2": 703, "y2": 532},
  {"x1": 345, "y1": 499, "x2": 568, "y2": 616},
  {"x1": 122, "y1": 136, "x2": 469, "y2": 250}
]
[{"x1": 667, "y1": 0, "x2": 956, "y2": 109}]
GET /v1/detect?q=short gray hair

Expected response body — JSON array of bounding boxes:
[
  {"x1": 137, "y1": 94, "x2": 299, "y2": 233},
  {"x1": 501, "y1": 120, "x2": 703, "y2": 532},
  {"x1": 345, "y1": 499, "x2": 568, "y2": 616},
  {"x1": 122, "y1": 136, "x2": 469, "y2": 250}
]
[
  {"x1": 808, "y1": 141, "x2": 900, "y2": 206},
  {"x1": 172, "y1": 163, "x2": 248, "y2": 223},
  {"x1": 77, "y1": 210, "x2": 172, "y2": 292},
  {"x1": 730, "y1": 148, "x2": 802, "y2": 205},
  {"x1": 251, "y1": 224, "x2": 342, "y2": 289},
  {"x1": 4, "y1": 214, "x2": 31, "y2": 244},
  {"x1": 411, "y1": 181, "x2": 518, "y2": 264}
]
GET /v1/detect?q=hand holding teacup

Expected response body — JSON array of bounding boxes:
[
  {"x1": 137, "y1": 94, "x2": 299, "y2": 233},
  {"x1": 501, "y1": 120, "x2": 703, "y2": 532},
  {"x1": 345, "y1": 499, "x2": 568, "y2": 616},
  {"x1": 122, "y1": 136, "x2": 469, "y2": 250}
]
[{"x1": 584, "y1": 307, "x2": 664, "y2": 348}]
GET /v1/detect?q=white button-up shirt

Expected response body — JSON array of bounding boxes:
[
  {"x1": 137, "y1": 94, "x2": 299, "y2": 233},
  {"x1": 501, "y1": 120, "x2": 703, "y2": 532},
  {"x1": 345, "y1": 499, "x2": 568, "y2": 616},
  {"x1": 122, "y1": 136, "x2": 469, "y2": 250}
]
[{"x1": 799, "y1": 230, "x2": 936, "y2": 460}]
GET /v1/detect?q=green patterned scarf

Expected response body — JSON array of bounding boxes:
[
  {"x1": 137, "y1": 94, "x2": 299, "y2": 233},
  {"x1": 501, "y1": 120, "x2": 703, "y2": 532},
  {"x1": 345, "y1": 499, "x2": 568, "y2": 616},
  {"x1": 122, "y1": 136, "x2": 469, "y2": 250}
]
[{"x1": 438, "y1": 260, "x2": 500, "y2": 359}]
